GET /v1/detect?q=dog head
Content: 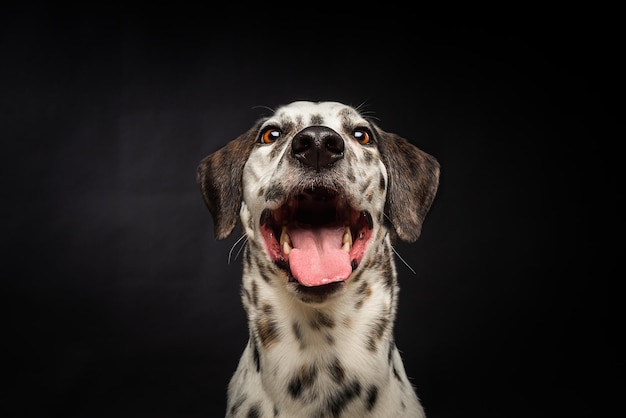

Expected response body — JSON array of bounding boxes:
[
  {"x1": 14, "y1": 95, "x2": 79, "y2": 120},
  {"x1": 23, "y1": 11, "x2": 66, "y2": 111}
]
[{"x1": 198, "y1": 101, "x2": 439, "y2": 302}]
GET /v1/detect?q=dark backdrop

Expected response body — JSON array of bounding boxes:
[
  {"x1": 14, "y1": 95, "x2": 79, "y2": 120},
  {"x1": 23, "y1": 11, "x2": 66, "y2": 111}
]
[{"x1": 3, "y1": 5, "x2": 621, "y2": 418}]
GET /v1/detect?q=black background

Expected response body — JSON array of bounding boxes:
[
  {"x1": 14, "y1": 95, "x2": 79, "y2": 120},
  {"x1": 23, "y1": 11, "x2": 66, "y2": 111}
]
[{"x1": 3, "y1": 5, "x2": 622, "y2": 418}]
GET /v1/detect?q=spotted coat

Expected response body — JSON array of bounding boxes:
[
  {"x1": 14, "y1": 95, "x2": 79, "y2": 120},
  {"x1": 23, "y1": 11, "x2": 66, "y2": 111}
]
[{"x1": 198, "y1": 101, "x2": 439, "y2": 417}]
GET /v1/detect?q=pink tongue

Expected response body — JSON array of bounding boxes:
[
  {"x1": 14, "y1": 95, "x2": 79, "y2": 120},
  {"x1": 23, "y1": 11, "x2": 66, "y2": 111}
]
[{"x1": 288, "y1": 226, "x2": 352, "y2": 287}]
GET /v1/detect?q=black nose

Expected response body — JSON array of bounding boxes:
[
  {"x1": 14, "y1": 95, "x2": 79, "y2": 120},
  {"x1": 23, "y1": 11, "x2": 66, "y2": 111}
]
[{"x1": 291, "y1": 126, "x2": 345, "y2": 171}]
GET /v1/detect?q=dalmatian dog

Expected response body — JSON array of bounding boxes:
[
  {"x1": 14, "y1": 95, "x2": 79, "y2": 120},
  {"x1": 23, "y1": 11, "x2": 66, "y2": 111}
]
[{"x1": 197, "y1": 101, "x2": 439, "y2": 417}]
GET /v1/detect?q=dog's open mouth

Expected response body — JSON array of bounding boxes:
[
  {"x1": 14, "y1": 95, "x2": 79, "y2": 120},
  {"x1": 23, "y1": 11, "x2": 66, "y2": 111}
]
[{"x1": 260, "y1": 187, "x2": 373, "y2": 287}]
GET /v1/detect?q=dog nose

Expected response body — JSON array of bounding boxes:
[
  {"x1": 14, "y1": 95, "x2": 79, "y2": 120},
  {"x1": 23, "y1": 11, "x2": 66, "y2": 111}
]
[{"x1": 291, "y1": 126, "x2": 344, "y2": 171}]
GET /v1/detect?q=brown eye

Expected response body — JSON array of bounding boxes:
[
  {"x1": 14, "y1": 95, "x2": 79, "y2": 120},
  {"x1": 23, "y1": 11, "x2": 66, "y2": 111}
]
[
  {"x1": 353, "y1": 129, "x2": 371, "y2": 145},
  {"x1": 260, "y1": 127, "x2": 281, "y2": 144}
]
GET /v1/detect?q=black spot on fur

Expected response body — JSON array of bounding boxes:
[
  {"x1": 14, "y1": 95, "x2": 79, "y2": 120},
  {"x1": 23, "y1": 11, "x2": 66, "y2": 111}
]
[
  {"x1": 338, "y1": 107, "x2": 355, "y2": 126},
  {"x1": 393, "y1": 364, "x2": 402, "y2": 382},
  {"x1": 259, "y1": 267, "x2": 272, "y2": 284},
  {"x1": 273, "y1": 405, "x2": 279, "y2": 417},
  {"x1": 359, "y1": 181, "x2": 369, "y2": 194},
  {"x1": 287, "y1": 378, "x2": 302, "y2": 399},
  {"x1": 242, "y1": 288, "x2": 251, "y2": 305},
  {"x1": 326, "y1": 379, "x2": 362, "y2": 417},
  {"x1": 379, "y1": 172, "x2": 386, "y2": 191},
  {"x1": 371, "y1": 316, "x2": 390, "y2": 342},
  {"x1": 367, "y1": 337, "x2": 377, "y2": 352},
  {"x1": 253, "y1": 341, "x2": 261, "y2": 373},
  {"x1": 371, "y1": 245, "x2": 387, "y2": 269},
  {"x1": 351, "y1": 268, "x2": 364, "y2": 283},
  {"x1": 292, "y1": 321, "x2": 303, "y2": 343},
  {"x1": 251, "y1": 280, "x2": 258, "y2": 307},
  {"x1": 265, "y1": 184, "x2": 285, "y2": 202},
  {"x1": 288, "y1": 363, "x2": 318, "y2": 399},
  {"x1": 284, "y1": 117, "x2": 298, "y2": 133},
  {"x1": 365, "y1": 385, "x2": 379, "y2": 411},
  {"x1": 283, "y1": 119, "x2": 296, "y2": 133},
  {"x1": 256, "y1": 312, "x2": 279, "y2": 349},
  {"x1": 269, "y1": 139, "x2": 283, "y2": 161},
  {"x1": 310, "y1": 311, "x2": 335, "y2": 330},
  {"x1": 355, "y1": 281, "x2": 372, "y2": 310},
  {"x1": 360, "y1": 256, "x2": 375, "y2": 272},
  {"x1": 356, "y1": 281, "x2": 370, "y2": 296},
  {"x1": 257, "y1": 186, "x2": 265, "y2": 197},
  {"x1": 310, "y1": 113, "x2": 323, "y2": 125},
  {"x1": 229, "y1": 395, "x2": 246, "y2": 416},
  {"x1": 247, "y1": 403, "x2": 261, "y2": 418},
  {"x1": 258, "y1": 319, "x2": 279, "y2": 347},
  {"x1": 382, "y1": 254, "x2": 394, "y2": 288},
  {"x1": 383, "y1": 242, "x2": 392, "y2": 259},
  {"x1": 245, "y1": 246, "x2": 252, "y2": 269},
  {"x1": 347, "y1": 167, "x2": 356, "y2": 182},
  {"x1": 367, "y1": 316, "x2": 389, "y2": 352},
  {"x1": 247, "y1": 215, "x2": 254, "y2": 234},
  {"x1": 248, "y1": 239, "x2": 261, "y2": 252},
  {"x1": 328, "y1": 357, "x2": 345, "y2": 383}
]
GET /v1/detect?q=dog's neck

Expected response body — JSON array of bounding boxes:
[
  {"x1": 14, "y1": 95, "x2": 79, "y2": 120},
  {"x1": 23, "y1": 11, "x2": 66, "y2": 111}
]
[{"x1": 238, "y1": 234, "x2": 403, "y2": 399}]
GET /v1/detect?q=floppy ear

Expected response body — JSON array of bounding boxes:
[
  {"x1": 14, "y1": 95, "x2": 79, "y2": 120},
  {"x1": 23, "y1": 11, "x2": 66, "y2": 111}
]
[
  {"x1": 197, "y1": 127, "x2": 257, "y2": 239},
  {"x1": 377, "y1": 129, "x2": 440, "y2": 243}
]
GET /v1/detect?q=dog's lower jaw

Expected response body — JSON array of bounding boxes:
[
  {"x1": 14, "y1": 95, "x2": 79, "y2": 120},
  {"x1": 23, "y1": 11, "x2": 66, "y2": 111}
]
[
  {"x1": 227, "y1": 243, "x2": 425, "y2": 418},
  {"x1": 288, "y1": 281, "x2": 347, "y2": 305}
]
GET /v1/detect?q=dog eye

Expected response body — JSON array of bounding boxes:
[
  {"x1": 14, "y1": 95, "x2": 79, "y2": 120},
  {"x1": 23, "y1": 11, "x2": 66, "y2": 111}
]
[
  {"x1": 353, "y1": 129, "x2": 371, "y2": 145},
  {"x1": 260, "y1": 127, "x2": 281, "y2": 144}
]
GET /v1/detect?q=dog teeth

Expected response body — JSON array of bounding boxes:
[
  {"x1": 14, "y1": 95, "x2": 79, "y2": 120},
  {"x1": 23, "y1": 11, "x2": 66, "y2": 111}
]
[
  {"x1": 280, "y1": 225, "x2": 292, "y2": 254},
  {"x1": 280, "y1": 225, "x2": 351, "y2": 254},
  {"x1": 342, "y1": 226, "x2": 352, "y2": 252}
]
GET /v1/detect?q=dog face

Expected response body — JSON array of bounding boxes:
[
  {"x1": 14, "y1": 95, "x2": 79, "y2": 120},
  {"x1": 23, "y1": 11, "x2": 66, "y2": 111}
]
[{"x1": 198, "y1": 101, "x2": 439, "y2": 303}]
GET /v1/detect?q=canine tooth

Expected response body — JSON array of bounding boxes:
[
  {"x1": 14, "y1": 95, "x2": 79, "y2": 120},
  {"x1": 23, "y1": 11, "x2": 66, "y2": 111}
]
[
  {"x1": 280, "y1": 226, "x2": 292, "y2": 254},
  {"x1": 342, "y1": 226, "x2": 352, "y2": 252},
  {"x1": 280, "y1": 226, "x2": 292, "y2": 244},
  {"x1": 342, "y1": 226, "x2": 353, "y2": 245}
]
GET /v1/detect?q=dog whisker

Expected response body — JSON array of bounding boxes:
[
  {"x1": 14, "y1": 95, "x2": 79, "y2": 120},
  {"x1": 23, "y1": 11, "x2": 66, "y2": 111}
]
[
  {"x1": 391, "y1": 245, "x2": 417, "y2": 275},
  {"x1": 251, "y1": 104, "x2": 277, "y2": 116},
  {"x1": 354, "y1": 100, "x2": 370, "y2": 113},
  {"x1": 383, "y1": 212, "x2": 416, "y2": 274},
  {"x1": 383, "y1": 212, "x2": 395, "y2": 227},
  {"x1": 354, "y1": 100, "x2": 380, "y2": 121},
  {"x1": 228, "y1": 234, "x2": 248, "y2": 265}
]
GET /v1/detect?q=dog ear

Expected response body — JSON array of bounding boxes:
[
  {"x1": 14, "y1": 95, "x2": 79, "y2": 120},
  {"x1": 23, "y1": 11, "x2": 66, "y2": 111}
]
[
  {"x1": 197, "y1": 128, "x2": 257, "y2": 239},
  {"x1": 378, "y1": 129, "x2": 440, "y2": 243}
]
